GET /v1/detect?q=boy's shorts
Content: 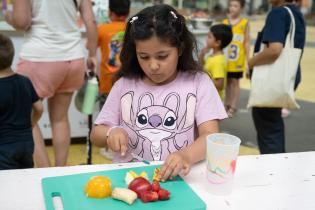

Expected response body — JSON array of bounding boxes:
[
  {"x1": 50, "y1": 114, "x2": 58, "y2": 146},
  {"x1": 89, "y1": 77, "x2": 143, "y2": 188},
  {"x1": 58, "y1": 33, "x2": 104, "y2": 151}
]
[
  {"x1": 0, "y1": 140, "x2": 34, "y2": 170},
  {"x1": 227, "y1": 72, "x2": 243, "y2": 79},
  {"x1": 16, "y1": 58, "x2": 85, "y2": 99}
]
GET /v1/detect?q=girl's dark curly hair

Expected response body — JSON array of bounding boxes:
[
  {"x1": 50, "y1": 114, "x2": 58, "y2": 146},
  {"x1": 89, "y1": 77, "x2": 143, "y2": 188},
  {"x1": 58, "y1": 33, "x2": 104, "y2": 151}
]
[{"x1": 117, "y1": 4, "x2": 201, "y2": 80}]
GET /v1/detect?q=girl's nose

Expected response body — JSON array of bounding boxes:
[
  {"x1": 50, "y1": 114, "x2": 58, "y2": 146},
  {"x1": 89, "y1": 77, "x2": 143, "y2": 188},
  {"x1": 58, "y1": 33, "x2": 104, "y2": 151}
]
[{"x1": 149, "y1": 60, "x2": 159, "y2": 71}]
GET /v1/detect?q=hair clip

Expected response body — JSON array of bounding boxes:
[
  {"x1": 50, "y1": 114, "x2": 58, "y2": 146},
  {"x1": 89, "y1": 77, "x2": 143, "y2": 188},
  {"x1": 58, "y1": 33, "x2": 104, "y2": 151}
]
[
  {"x1": 130, "y1": 16, "x2": 138, "y2": 24},
  {"x1": 170, "y1": 11, "x2": 178, "y2": 19}
]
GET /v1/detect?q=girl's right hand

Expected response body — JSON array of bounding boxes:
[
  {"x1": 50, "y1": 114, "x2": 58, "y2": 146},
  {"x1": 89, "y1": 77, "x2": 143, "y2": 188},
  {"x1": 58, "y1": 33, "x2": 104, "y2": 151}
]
[{"x1": 106, "y1": 127, "x2": 129, "y2": 156}]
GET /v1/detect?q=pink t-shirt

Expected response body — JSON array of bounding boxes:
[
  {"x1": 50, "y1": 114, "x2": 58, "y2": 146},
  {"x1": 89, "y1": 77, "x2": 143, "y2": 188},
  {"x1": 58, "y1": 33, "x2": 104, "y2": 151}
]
[{"x1": 95, "y1": 72, "x2": 227, "y2": 163}]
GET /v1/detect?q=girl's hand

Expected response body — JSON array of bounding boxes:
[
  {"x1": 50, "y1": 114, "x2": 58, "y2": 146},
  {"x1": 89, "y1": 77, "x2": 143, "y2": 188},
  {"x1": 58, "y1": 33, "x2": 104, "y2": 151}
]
[
  {"x1": 106, "y1": 127, "x2": 129, "y2": 156},
  {"x1": 159, "y1": 151, "x2": 191, "y2": 181}
]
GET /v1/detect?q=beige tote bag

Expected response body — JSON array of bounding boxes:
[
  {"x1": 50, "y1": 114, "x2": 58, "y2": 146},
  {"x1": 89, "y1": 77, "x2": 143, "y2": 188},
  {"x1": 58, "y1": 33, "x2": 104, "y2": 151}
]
[{"x1": 248, "y1": 7, "x2": 302, "y2": 109}]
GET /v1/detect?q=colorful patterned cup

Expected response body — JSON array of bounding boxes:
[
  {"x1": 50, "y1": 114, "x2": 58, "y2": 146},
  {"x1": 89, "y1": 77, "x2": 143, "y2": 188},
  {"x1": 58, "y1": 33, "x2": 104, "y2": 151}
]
[{"x1": 206, "y1": 133, "x2": 241, "y2": 195}]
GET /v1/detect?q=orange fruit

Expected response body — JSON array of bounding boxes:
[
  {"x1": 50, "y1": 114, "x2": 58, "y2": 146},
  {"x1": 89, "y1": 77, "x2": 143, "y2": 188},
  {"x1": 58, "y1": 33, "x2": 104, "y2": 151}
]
[{"x1": 84, "y1": 176, "x2": 112, "y2": 198}]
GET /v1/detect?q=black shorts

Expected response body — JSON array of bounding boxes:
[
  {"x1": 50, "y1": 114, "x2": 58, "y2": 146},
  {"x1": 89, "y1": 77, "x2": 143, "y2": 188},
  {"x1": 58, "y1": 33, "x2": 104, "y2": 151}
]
[
  {"x1": 0, "y1": 140, "x2": 34, "y2": 170},
  {"x1": 227, "y1": 72, "x2": 243, "y2": 79}
]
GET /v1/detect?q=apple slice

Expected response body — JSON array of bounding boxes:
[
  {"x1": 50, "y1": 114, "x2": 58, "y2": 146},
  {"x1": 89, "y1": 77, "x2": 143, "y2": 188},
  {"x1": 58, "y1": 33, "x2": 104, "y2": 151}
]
[{"x1": 128, "y1": 177, "x2": 152, "y2": 198}]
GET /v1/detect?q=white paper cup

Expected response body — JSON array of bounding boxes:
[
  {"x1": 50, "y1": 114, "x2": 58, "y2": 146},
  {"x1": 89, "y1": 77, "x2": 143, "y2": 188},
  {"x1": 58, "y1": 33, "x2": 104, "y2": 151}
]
[{"x1": 206, "y1": 133, "x2": 241, "y2": 195}]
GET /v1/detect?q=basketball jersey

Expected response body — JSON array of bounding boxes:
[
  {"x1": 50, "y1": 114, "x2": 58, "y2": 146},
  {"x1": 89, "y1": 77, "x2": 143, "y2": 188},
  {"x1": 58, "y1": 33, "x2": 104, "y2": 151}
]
[{"x1": 223, "y1": 18, "x2": 248, "y2": 73}]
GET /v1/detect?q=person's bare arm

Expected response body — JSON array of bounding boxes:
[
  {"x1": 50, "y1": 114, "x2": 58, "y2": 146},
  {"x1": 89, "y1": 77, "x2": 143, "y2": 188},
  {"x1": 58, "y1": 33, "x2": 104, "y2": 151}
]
[
  {"x1": 5, "y1": 0, "x2": 32, "y2": 30},
  {"x1": 31, "y1": 100, "x2": 43, "y2": 127},
  {"x1": 80, "y1": 0, "x2": 98, "y2": 72},
  {"x1": 213, "y1": 78, "x2": 224, "y2": 91},
  {"x1": 160, "y1": 120, "x2": 219, "y2": 180},
  {"x1": 90, "y1": 124, "x2": 128, "y2": 156},
  {"x1": 244, "y1": 22, "x2": 251, "y2": 77},
  {"x1": 90, "y1": 124, "x2": 110, "y2": 147},
  {"x1": 181, "y1": 120, "x2": 219, "y2": 164},
  {"x1": 198, "y1": 47, "x2": 211, "y2": 65},
  {"x1": 248, "y1": 42, "x2": 283, "y2": 69}
]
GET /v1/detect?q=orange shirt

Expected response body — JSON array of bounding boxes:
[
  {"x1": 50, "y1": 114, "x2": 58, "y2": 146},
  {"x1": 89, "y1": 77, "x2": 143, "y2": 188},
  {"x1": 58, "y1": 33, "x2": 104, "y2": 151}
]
[{"x1": 98, "y1": 21, "x2": 126, "y2": 94}]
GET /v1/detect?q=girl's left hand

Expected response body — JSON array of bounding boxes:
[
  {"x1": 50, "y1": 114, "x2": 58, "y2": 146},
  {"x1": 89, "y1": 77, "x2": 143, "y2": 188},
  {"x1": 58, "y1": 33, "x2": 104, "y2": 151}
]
[{"x1": 159, "y1": 152, "x2": 191, "y2": 181}]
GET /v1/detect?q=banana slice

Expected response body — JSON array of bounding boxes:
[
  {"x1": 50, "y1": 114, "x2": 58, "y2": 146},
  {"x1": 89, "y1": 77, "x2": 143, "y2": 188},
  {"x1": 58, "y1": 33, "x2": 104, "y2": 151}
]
[{"x1": 125, "y1": 170, "x2": 148, "y2": 185}]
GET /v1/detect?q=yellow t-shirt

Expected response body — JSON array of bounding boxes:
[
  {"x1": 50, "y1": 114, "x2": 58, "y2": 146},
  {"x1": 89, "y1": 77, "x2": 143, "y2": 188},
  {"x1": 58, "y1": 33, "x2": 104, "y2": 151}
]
[
  {"x1": 204, "y1": 54, "x2": 227, "y2": 100},
  {"x1": 223, "y1": 18, "x2": 248, "y2": 73}
]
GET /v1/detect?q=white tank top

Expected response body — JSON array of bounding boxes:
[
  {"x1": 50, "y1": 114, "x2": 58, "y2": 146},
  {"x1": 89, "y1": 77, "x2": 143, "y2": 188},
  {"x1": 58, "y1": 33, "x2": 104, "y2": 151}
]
[{"x1": 20, "y1": 0, "x2": 84, "y2": 61}]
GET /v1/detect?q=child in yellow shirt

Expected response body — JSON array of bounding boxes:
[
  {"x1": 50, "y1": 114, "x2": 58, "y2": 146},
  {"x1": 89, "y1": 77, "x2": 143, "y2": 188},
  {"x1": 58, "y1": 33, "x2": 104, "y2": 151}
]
[
  {"x1": 223, "y1": 0, "x2": 250, "y2": 117},
  {"x1": 199, "y1": 24, "x2": 233, "y2": 100}
]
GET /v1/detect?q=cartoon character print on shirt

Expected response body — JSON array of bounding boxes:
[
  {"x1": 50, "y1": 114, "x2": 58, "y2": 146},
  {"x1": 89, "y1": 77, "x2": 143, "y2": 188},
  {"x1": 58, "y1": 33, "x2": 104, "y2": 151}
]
[
  {"x1": 121, "y1": 91, "x2": 196, "y2": 161},
  {"x1": 107, "y1": 31, "x2": 125, "y2": 73}
]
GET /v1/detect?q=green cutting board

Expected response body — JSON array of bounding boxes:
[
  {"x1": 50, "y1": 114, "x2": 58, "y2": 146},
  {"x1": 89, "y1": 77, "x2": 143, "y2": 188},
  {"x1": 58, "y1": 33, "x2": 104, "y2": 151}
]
[{"x1": 42, "y1": 165, "x2": 206, "y2": 210}]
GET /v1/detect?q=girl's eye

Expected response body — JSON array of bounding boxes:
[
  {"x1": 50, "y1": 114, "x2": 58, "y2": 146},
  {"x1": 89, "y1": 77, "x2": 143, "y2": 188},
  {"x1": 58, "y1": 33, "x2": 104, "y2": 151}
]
[
  {"x1": 157, "y1": 55, "x2": 168, "y2": 60},
  {"x1": 139, "y1": 56, "x2": 149, "y2": 60}
]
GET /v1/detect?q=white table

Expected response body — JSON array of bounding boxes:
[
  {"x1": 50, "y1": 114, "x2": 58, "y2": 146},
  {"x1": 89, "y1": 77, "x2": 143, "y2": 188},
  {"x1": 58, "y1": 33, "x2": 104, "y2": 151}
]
[{"x1": 1, "y1": 152, "x2": 315, "y2": 210}]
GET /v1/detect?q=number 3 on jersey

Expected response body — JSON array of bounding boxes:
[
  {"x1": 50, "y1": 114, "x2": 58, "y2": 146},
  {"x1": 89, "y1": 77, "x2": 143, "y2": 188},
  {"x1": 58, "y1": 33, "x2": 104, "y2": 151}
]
[{"x1": 228, "y1": 44, "x2": 239, "y2": 61}]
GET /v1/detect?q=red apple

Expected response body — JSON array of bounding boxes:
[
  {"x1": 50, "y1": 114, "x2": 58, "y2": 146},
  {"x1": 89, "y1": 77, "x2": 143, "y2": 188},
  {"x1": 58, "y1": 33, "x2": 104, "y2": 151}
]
[{"x1": 128, "y1": 177, "x2": 152, "y2": 198}]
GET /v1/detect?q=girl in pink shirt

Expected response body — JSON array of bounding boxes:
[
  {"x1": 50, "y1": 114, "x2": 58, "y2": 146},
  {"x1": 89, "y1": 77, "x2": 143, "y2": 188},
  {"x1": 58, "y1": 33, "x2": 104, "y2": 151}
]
[{"x1": 91, "y1": 4, "x2": 227, "y2": 181}]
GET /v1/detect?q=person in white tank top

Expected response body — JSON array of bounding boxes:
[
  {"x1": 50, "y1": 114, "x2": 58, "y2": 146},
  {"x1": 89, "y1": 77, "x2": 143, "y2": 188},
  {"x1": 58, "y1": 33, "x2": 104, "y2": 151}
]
[{"x1": 5, "y1": 0, "x2": 97, "y2": 167}]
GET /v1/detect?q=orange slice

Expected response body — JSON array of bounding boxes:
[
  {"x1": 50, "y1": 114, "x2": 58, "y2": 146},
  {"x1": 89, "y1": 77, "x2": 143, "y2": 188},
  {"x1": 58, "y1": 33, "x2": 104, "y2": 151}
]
[{"x1": 84, "y1": 176, "x2": 112, "y2": 198}]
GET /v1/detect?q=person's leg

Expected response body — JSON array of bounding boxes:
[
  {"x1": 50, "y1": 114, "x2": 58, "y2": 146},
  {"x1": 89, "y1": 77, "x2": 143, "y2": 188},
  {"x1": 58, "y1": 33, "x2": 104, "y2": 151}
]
[
  {"x1": 252, "y1": 107, "x2": 285, "y2": 154},
  {"x1": 227, "y1": 78, "x2": 240, "y2": 117},
  {"x1": 0, "y1": 143, "x2": 18, "y2": 170},
  {"x1": 48, "y1": 92, "x2": 73, "y2": 166},
  {"x1": 16, "y1": 59, "x2": 73, "y2": 167},
  {"x1": 46, "y1": 59, "x2": 84, "y2": 166},
  {"x1": 225, "y1": 78, "x2": 233, "y2": 110},
  {"x1": 32, "y1": 124, "x2": 51, "y2": 167},
  {"x1": 0, "y1": 140, "x2": 34, "y2": 169},
  {"x1": 19, "y1": 140, "x2": 35, "y2": 169}
]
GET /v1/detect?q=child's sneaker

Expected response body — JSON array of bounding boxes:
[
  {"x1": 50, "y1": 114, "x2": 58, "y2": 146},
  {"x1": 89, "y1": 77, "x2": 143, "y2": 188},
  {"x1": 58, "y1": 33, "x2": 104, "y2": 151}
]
[{"x1": 227, "y1": 106, "x2": 237, "y2": 118}]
